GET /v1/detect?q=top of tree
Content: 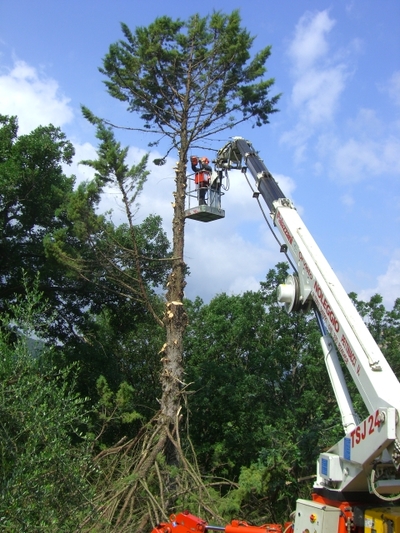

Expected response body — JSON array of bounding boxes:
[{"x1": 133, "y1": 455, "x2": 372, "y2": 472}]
[{"x1": 98, "y1": 10, "x2": 281, "y2": 148}]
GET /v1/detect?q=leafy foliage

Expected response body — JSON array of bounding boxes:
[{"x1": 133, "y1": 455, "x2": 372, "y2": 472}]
[
  {"x1": 0, "y1": 280, "x2": 95, "y2": 532},
  {"x1": 183, "y1": 265, "x2": 346, "y2": 524},
  {"x1": 0, "y1": 114, "x2": 172, "y2": 413},
  {"x1": 0, "y1": 115, "x2": 77, "y2": 331},
  {"x1": 185, "y1": 265, "x2": 332, "y2": 478},
  {"x1": 42, "y1": 123, "x2": 173, "y2": 408},
  {"x1": 87, "y1": 374, "x2": 144, "y2": 451}
]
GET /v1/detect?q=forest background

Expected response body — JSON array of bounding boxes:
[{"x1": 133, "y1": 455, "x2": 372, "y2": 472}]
[{"x1": 1, "y1": 6, "x2": 400, "y2": 533}]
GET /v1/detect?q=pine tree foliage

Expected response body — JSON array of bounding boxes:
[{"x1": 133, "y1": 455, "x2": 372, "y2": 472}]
[
  {"x1": 98, "y1": 11, "x2": 280, "y2": 145},
  {"x1": 46, "y1": 123, "x2": 172, "y2": 324}
]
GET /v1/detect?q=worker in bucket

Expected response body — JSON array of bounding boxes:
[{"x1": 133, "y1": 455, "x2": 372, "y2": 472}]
[{"x1": 190, "y1": 155, "x2": 211, "y2": 205}]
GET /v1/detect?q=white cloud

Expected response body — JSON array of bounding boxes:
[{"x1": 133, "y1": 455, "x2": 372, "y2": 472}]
[
  {"x1": 332, "y1": 136, "x2": 400, "y2": 183},
  {"x1": 183, "y1": 224, "x2": 277, "y2": 301},
  {"x1": 347, "y1": 108, "x2": 383, "y2": 136},
  {"x1": 283, "y1": 10, "x2": 348, "y2": 159},
  {"x1": 315, "y1": 106, "x2": 400, "y2": 183},
  {"x1": 280, "y1": 123, "x2": 311, "y2": 162},
  {"x1": 228, "y1": 275, "x2": 261, "y2": 295},
  {"x1": 291, "y1": 67, "x2": 346, "y2": 125},
  {"x1": 359, "y1": 249, "x2": 400, "y2": 309},
  {"x1": 288, "y1": 10, "x2": 335, "y2": 74},
  {"x1": 273, "y1": 173, "x2": 296, "y2": 198},
  {"x1": 66, "y1": 142, "x2": 97, "y2": 182},
  {"x1": 0, "y1": 59, "x2": 74, "y2": 134}
]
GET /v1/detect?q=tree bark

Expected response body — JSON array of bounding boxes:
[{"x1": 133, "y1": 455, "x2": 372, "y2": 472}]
[{"x1": 159, "y1": 156, "x2": 188, "y2": 465}]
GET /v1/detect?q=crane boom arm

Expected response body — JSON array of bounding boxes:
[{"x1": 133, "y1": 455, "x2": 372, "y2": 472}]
[{"x1": 215, "y1": 137, "x2": 400, "y2": 496}]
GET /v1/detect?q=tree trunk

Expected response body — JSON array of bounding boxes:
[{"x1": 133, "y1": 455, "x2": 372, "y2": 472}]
[{"x1": 159, "y1": 157, "x2": 188, "y2": 465}]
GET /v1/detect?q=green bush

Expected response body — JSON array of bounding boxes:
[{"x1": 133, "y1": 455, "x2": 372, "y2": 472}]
[{"x1": 0, "y1": 280, "x2": 96, "y2": 532}]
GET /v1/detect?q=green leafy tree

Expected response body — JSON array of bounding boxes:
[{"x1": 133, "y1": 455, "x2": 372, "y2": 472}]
[
  {"x1": 0, "y1": 115, "x2": 141, "y2": 354},
  {"x1": 384, "y1": 298, "x2": 400, "y2": 376},
  {"x1": 184, "y1": 264, "x2": 344, "y2": 524},
  {"x1": 0, "y1": 115, "x2": 76, "y2": 327},
  {"x1": 99, "y1": 11, "x2": 280, "y2": 141},
  {"x1": 349, "y1": 292, "x2": 400, "y2": 396},
  {"x1": 349, "y1": 292, "x2": 386, "y2": 346},
  {"x1": 0, "y1": 279, "x2": 95, "y2": 532},
  {"x1": 0, "y1": 115, "x2": 166, "y2": 420},
  {"x1": 0, "y1": 116, "x2": 174, "y2": 528}
]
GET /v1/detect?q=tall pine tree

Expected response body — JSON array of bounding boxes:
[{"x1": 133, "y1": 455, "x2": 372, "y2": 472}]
[{"x1": 82, "y1": 11, "x2": 280, "y2": 530}]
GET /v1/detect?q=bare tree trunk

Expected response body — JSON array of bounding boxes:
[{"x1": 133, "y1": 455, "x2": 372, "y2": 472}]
[{"x1": 159, "y1": 155, "x2": 188, "y2": 466}]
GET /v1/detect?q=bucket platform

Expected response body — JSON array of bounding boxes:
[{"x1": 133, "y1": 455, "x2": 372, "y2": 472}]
[
  {"x1": 184, "y1": 204, "x2": 225, "y2": 222},
  {"x1": 185, "y1": 173, "x2": 225, "y2": 223}
]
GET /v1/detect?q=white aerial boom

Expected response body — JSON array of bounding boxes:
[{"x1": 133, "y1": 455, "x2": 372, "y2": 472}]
[{"x1": 214, "y1": 137, "x2": 400, "y2": 501}]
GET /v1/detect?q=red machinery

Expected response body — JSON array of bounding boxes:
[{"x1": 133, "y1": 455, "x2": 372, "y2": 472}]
[{"x1": 151, "y1": 511, "x2": 283, "y2": 533}]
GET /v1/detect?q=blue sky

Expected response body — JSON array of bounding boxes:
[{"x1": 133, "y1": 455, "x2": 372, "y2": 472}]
[{"x1": 1, "y1": 0, "x2": 399, "y2": 307}]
